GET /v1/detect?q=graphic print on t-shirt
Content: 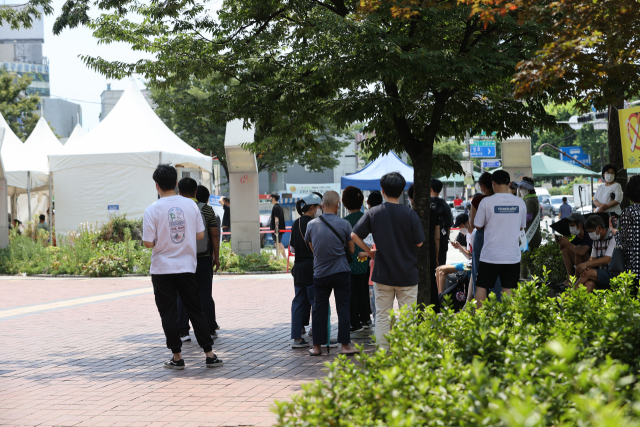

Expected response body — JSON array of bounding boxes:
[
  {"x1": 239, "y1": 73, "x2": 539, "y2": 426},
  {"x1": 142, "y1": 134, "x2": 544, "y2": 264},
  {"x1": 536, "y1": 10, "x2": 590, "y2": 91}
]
[
  {"x1": 494, "y1": 206, "x2": 520, "y2": 214},
  {"x1": 168, "y1": 207, "x2": 185, "y2": 244}
]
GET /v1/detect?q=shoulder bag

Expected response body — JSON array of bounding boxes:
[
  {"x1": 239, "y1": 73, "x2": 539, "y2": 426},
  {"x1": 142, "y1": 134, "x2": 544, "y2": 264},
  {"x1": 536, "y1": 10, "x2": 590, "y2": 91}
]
[{"x1": 319, "y1": 216, "x2": 352, "y2": 264}]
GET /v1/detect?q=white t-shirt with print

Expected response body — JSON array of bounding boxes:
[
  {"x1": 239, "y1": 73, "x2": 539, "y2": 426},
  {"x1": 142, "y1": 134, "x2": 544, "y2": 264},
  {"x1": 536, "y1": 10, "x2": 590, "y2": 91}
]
[
  {"x1": 474, "y1": 193, "x2": 527, "y2": 264},
  {"x1": 594, "y1": 182, "x2": 623, "y2": 215},
  {"x1": 143, "y1": 195, "x2": 205, "y2": 274}
]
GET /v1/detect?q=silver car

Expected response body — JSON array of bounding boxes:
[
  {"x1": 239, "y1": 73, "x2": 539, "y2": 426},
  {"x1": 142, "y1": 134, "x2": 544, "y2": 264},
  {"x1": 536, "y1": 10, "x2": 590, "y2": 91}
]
[{"x1": 548, "y1": 196, "x2": 575, "y2": 217}]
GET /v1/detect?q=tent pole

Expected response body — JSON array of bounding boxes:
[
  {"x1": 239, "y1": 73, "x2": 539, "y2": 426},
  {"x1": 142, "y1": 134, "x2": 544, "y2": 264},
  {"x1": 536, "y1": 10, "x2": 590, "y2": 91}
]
[
  {"x1": 27, "y1": 171, "x2": 31, "y2": 221},
  {"x1": 590, "y1": 176, "x2": 594, "y2": 211},
  {"x1": 48, "y1": 173, "x2": 52, "y2": 244}
]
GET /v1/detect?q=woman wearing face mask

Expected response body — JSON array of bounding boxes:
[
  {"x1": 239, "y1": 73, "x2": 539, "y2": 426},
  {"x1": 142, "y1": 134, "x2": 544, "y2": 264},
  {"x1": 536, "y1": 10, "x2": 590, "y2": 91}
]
[
  {"x1": 289, "y1": 192, "x2": 322, "y2": 349},
  {"x1": 517, "y1": 177, "x2": 542, "y2": 278},
  {"x1": 468, "y1": 172, "x2": 502, "y2": 302},
  {"x1": 594, "y1": 164, "x2": 623, "y2": 215},
  {"x1": 613, "y1": 175, "x2": 640, "y2": 287}
]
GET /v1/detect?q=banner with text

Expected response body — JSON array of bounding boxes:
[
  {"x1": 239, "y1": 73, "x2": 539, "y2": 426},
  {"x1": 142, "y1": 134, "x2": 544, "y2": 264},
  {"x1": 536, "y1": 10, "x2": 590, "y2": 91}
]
[
  {"x1": 286, "y1": 183, "x2": 341, "y2": 198},
  {"x1": 619, "y1": 106, "x2": 640, "y2": 169}
]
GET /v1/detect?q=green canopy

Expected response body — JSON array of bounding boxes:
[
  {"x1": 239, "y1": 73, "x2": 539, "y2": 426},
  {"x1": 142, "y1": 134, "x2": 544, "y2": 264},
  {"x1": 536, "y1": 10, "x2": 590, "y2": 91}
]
[
  {"x1": 437, "y1": 171, "x2": 482, "y2": 183},
  {"x1": 491, "y1": 153, "x2": 599, "y2": 177}
]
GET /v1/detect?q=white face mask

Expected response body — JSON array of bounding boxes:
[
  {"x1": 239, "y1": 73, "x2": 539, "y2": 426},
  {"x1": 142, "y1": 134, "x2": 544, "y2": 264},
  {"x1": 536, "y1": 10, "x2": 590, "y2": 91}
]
[
  {"x1": 460, "y1": 228, "x2": 469, "y2": 235},
  {"x1": 475, "y1": 183, "x2": 481, "y2": 193},
  {"x1": 605, "y1": 173, "x2": 614, "y2": 183},
  {"x1": 519, "y1": 188, "x2": 529, "y2": 198},
  {"x1": 569, "y1": 226, "x2": 579, "y2": 235},
  {"x1": 588, "y1": 231, "x2": 599, "y2": 241},
  {"x1": 314, "y1": 207, "x2": 323, "y2": 218}
]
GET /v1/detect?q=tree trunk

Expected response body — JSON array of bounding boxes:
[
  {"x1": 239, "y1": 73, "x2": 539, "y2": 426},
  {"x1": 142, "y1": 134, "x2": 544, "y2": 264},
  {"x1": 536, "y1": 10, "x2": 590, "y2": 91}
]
[
  {"x1": 411, "y1": 144, "x2": 434, "y2": 310},
  {"x1": 608, "y1": 99, "x2": 628, "y2": 208}
]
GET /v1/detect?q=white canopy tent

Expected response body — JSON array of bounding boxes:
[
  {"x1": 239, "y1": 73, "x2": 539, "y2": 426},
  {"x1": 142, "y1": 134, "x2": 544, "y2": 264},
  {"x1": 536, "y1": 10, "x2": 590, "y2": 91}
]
[
  {"x1": 63, "y1": 124, "x2": 86, "y2": 148},
  {"x1": 49, "y1": 81, "x2": 213, "y2": 234},
  {"x1": 0, "y1": 114, "x2": 54, "y2": 223}
]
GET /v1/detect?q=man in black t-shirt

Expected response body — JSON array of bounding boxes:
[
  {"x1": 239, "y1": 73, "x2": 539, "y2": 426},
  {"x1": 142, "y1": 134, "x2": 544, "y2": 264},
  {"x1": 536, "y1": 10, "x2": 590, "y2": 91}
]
[
  {"x1": 221, "y1": 197, "x2": 230, "y2": 242},
  {"x1": 430, "y1": 179, "x2": 453, "y2": 267},
  {"x1": 270, "y1": 193, "x2": 287, "y2": 258}
]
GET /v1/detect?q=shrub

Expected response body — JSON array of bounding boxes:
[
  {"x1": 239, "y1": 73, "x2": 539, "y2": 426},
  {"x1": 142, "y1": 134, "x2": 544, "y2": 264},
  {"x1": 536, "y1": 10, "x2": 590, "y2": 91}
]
[
  {"x1": 97, "y1": 215, "x2": 143, "y2": 242},
  {"x1": 521, "y1": 241, "x2": 566, "y2": 283},
  {"x1": 275, "y1": 272, "x2": 640, "y2": 426}
]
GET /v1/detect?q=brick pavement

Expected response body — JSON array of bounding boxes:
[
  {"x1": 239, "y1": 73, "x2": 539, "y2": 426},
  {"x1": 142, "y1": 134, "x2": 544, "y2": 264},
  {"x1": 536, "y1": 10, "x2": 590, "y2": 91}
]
[{"x1": 1, "y1": 274, "x2": 369, "y2": 427}]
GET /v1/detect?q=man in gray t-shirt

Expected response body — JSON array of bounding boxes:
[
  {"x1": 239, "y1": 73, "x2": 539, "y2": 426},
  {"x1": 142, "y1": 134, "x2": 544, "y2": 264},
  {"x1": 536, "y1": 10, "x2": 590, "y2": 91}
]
[{"x1": 304, "y1": 191, "x2": 357, "y2": 356}]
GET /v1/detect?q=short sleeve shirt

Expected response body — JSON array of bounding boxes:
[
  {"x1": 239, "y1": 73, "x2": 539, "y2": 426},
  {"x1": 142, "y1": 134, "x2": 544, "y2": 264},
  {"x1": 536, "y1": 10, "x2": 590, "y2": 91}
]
[
  {"x1": 344, "y1": 211, "x2": 368, "y2": 275},
  {"x1": 474, "y1": 193, "x2": 527, "y2": 264},
  {"x1": 270, "y1": 203, "x2": 286, "y2": 233},
  {"x1": 559, "y1": 203, "x2": 573, "y2": 219},
  {"x1": 143, "y1": 195, "x2": 205, "y2": 274},
  {"x1": 353, "y1": 203, "x2": 425, "y2": 287},
  {"x1": 304, "y1": 213, "x2": 352, "y2": 278},
  {"x1": 591, "y1": 230, "x2": 615, "y2": 269},
  {"x1": 594, "y1": 183, "x2": 623, "y2": 215},
  {"x1": 192, "y1": 199, "x2": 218, "y2": 258}
]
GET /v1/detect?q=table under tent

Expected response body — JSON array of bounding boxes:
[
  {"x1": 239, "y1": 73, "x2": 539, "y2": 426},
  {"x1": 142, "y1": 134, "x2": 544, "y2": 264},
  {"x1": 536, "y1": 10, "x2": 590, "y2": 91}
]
[
  {"x1": 48, "y1": 81, "x2": 214, "y2": 234},
  {"x1": 1, "y1": 115, "x2": 61, "y2": 224}
]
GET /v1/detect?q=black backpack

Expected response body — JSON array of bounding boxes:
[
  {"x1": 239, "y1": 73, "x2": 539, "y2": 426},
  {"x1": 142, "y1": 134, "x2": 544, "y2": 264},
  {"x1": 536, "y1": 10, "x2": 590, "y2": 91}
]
[{"x1": 439, "y1": 270, "x2": 471, "y2": 312}]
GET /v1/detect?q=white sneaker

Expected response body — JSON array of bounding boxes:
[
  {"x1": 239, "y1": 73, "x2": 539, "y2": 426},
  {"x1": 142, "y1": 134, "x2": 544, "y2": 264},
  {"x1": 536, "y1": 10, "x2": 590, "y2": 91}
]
[{"x1": 180, "y1": 334, "x2": 191, "y2": 342}]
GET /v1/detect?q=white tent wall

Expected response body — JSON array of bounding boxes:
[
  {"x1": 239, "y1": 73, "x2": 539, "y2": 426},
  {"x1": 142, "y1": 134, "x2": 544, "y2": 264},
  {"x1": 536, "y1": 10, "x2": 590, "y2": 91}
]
[
  {"x1": 15, "y1": 191, "x2": 49, "y2": 223},
  {"x1": 53, "y1": 164, "x2": 157, "y2": 234}
]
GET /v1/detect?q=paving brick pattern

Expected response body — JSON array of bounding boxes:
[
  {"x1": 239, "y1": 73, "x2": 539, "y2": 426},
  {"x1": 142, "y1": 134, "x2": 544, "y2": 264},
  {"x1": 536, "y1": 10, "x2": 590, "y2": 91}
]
[{"x1": 1, "y1": 274, "x2": 367, "y2": 427}]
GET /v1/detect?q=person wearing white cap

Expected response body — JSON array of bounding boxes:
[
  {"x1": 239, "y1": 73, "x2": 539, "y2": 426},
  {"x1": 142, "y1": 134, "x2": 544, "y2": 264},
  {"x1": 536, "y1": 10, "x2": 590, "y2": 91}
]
[{"x1": 517, "y1": 177, "x2": 542, "y2": 279}]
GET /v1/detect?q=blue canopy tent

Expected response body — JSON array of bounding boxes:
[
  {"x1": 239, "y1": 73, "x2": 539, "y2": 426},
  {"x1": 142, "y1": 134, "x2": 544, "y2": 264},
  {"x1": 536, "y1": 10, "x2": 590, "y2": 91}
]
[{"x1": 341, "y1": 153, "x2": 414, "y2": 190}]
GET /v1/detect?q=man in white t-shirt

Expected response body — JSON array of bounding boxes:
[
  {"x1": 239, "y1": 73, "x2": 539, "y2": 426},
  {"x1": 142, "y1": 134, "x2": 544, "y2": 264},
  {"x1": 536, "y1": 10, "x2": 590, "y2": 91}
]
[
  {"x1": 474, "y1": 170, "x2": 526, "y2": 308},
  {"x1": 142, "y1": 164, "x2": 223, "y2": 370}
]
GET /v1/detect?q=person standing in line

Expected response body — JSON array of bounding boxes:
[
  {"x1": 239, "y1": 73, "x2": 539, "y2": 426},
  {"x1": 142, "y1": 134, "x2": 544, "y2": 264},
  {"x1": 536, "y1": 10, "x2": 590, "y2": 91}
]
[
  {"x1": 351, "y1": 173, "x2": 425, "y2": 350},
  {"x1": 304, "y1": 191, "x2": 358, "y2": 356},
  {"x1": 594, "y1": 164, "x2": 623, "y2": 215},
  {"x1": 289, "y1": 193, "x2": 321, "y2": 349},
  {"x1": 37, "y1": 214, "x2": 48, "y2": 231},
  {"x1": 474, "y1": 170, "x2": 527, "y2": 308},
  {"x1": 142, "y1": 164, "x2": 223, "y2": 369},
  {"x1": 612, "y1": 175, "x2": 640, "y2": 288},
  {"x1": 559, "y1": 196, "x2": 572, "y2": 220},
  {"x1": 517, "y1": 178, "x2": 542, "y2": 279},
  {"x1": 221, "y1": 197, "x2": 230, "y2": 242},
  {"x1": 430, "y1": 179, "x2": 453, "y2": 269},
  {"x1": 270, "y1": 193, "x2": 287, "y2": 258},
  {"x1": 359, "y1": 191, "x2": 383, "y2": 335},
  {"x1": 341, "y1": 186, "x2": 371, "y2": 334},
  {"x1": 175, "y1": 178, "x2": 221, "y2": 343}
]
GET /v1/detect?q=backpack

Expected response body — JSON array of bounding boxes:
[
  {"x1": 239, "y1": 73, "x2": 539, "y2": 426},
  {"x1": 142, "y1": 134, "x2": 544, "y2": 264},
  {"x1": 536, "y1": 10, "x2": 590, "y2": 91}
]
[
  {"x1": 196, "y1": 202, "x2": 209, "y2": 256},
  {"x1": 439, "y1": 270, "x2": 470, "y2": 312},
  {"x1": 431, "y1": 197, "x2": 452, "y2": 232}
]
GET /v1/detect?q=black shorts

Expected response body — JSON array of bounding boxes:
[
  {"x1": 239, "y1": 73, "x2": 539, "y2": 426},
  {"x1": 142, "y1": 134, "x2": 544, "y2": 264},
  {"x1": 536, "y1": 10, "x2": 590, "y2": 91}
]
[{"x1": 476, "y1": 261, "x2": 520, "y2": 290}]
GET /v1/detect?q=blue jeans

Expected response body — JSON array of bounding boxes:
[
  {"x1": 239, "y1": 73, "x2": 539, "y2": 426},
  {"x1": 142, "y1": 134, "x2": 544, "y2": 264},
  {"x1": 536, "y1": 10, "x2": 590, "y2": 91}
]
[
  {"x1": 291, "y1": 282, "x2": 311, "y2": 339},
  {"x1": 472, "y1": 229, "x2": 502, "y2": 302}
]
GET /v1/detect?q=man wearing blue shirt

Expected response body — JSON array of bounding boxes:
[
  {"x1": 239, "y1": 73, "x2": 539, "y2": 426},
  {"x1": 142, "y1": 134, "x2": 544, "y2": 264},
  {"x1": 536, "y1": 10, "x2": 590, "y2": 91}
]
[{"x1": 559, "y1": 197, "x2": 572, "y2": 219}]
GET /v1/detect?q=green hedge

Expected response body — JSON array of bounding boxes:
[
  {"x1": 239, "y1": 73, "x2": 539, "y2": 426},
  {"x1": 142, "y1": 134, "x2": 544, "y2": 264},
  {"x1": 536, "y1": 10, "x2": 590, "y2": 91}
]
[{"x1": 275, "y1": 272, "x2": 640, "y2": 426}]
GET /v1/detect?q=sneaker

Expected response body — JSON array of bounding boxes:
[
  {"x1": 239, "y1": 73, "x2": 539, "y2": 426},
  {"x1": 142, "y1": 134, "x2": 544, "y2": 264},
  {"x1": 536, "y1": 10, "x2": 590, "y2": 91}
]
[
  {"x1": 180, "y1": 334, "x2": 191, "y2": 342},
  {"x1": 292, "y1": 338, "x2": 310, "y2": 348},
  {"x1": 163, "y1": 358, "x2": 185, "y2": 370},
  {"x1": 211, "y1": 331, "x2": 218, "y2": 339},
  {"x1": 307, "y1": 327, "x2": 313, "y2": 337},
  {"x1": 206, "y1": 355, "x2": 224, "y2": 368},
  {"x1": 364, "y1": 340, "x2": 376, "y2": 347}
]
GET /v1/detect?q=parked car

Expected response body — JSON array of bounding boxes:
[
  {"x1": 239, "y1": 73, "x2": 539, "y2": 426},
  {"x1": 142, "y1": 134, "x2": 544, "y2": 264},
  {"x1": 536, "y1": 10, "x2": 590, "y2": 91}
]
[{"x1": 540, "y1": 195, "x2": 576, "y2": 217}]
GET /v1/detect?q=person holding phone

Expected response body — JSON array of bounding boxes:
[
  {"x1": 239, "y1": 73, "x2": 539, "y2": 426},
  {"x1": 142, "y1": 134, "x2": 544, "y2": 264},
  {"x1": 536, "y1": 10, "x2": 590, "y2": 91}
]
[
  {"x1": 436, "y1": 214, "x2": 475, "y2": 294},
  {"x1": 557, "y1": 213, "x2": 593, "y2": 285}
]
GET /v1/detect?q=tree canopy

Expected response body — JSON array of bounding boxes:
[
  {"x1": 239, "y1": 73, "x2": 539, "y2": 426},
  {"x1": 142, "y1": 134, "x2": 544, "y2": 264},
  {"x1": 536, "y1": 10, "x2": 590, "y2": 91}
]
[
  {"x1": 0, "y1": 68, "x2": 40, "y2": 141},
  {"x1": 52, "y1": 0, "x2": 559, "y2": 306}
]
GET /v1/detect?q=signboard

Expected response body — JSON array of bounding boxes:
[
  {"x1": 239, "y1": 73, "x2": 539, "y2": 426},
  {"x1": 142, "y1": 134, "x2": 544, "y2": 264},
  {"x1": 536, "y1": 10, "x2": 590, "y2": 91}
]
[
  {"x1": 209, "y1": 195, "x2": 222, "y2": 206},
  {"x1": 460, "y1": 160, "x2": 474, "y2": 177},
  {"x1": 559, "y1": 146, "x2": 592, "y2": 166},
  {"x1": 470, "y1": 146, "x2": 496, "y2": 158},
  {"x1": 618, "y1": 106, "x2": 640, "y2": 168},
  {"x1": 108, "y1": 205, "x2": 119, "y2": 218},
  {"x1": 286, "y1": 183, "x2": 341, "y2": 198},
  {"x1": 502, "y1": 136, "x2": 532, "y2": 181},
  {"x1": 482, "y1": 160, "x2": 501, "y2": 168}
]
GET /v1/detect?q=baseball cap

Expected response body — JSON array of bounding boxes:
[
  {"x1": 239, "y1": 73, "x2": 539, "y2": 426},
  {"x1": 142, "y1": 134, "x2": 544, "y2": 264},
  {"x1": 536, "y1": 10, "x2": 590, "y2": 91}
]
[
  {"x1": 453, "y1": 213, "x2": 469, "y2": 228},
  {"x1": 302, "y1": 193, "x2": 322, "y2": 205},
  {"x1": 565, "y1": 213, "x2": 585, "y2": 224},
  {"x1": 492, "y1": 170, "x2": 511, "y2": 185}
]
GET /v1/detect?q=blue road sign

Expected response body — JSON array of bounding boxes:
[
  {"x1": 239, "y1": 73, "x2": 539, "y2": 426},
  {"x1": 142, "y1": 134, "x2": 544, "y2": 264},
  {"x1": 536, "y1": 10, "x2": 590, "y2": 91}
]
[
  {"x1": 560, "y1": 146, "x2": 591, "y2": 166},
  {"x1": 471, "y1": 146, "x2": 496, "y2": 158},
  {"x1": 482, "y1": 160, "x2": 501, "y2": 168}
]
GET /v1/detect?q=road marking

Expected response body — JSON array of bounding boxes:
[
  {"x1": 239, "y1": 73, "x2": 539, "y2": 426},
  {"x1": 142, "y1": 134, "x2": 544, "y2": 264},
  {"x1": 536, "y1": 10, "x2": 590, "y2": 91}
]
[{"x1": 0, "y1": 287, "x2": 153, "y2": 320}]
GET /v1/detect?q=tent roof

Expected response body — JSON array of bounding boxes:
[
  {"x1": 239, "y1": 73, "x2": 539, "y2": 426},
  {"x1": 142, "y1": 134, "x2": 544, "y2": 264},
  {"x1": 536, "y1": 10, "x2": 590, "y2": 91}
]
[
  {"x1": 24, "y1": 117, "x2": 63, "y2": 172},
  {"x1": 0, "y1": 113, "x2": 48, "y2": 191},
  {"x1": 64, "y1": 124, "x2": 86, "y2": 148},
  {"x1": 530, "y1": 153, "x2": 600, "y2": 177},
  {"x1": 49, "y1": 81, "x2": 212, "y2": 172},
  {"x1": 341, "y1": 153, "x2": 413, "y2": 190}
]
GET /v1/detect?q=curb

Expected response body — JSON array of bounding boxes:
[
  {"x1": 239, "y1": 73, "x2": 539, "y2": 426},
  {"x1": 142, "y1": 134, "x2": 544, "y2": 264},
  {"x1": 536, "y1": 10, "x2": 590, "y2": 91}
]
[{"x1": 0, "y1": 270, "x2": 288, "y2": 278}]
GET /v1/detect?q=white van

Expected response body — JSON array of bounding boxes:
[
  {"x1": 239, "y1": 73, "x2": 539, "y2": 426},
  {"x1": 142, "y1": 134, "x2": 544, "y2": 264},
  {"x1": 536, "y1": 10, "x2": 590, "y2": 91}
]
[{"x1": 535, "y1": 187, "x2": 550, "y2": 197}]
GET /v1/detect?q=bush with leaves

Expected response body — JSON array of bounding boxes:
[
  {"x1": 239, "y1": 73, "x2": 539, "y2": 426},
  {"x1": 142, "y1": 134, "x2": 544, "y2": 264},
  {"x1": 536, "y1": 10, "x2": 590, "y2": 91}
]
[
  {"x1": 521, "y1": 233, "x2": 568, "y2": 283},
  {"x1": 275, "y1": 271, "x2": 640, "y2": 427}
]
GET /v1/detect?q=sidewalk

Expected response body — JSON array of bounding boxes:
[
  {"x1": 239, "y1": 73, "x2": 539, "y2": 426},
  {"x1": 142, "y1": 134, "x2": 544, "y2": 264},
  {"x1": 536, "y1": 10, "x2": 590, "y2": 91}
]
[{"x1": 1, "y1": 274, "x2": 363, "y2": 427}]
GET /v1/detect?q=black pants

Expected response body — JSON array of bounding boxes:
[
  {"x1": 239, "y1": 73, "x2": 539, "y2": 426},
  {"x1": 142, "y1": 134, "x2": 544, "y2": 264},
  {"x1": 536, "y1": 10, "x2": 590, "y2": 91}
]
[
  {"x1": 152, "y1": 272, "x2": 213, "y2": 354},
  {"x1": 312, "y1": 271, "x2": 351, "y2": 345},
  {"x1": 476, "y1": 261, "x2": 520, "y2": 290},
  {"x1": 177, "y1": 257, "x2": 218, "y2": 335},
  {"x1": 291, "y1": 281, "x2": 311, "y2": 339},
  {"x1": 350, "y1": 273, "x2": 370, "y2": 329}
]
